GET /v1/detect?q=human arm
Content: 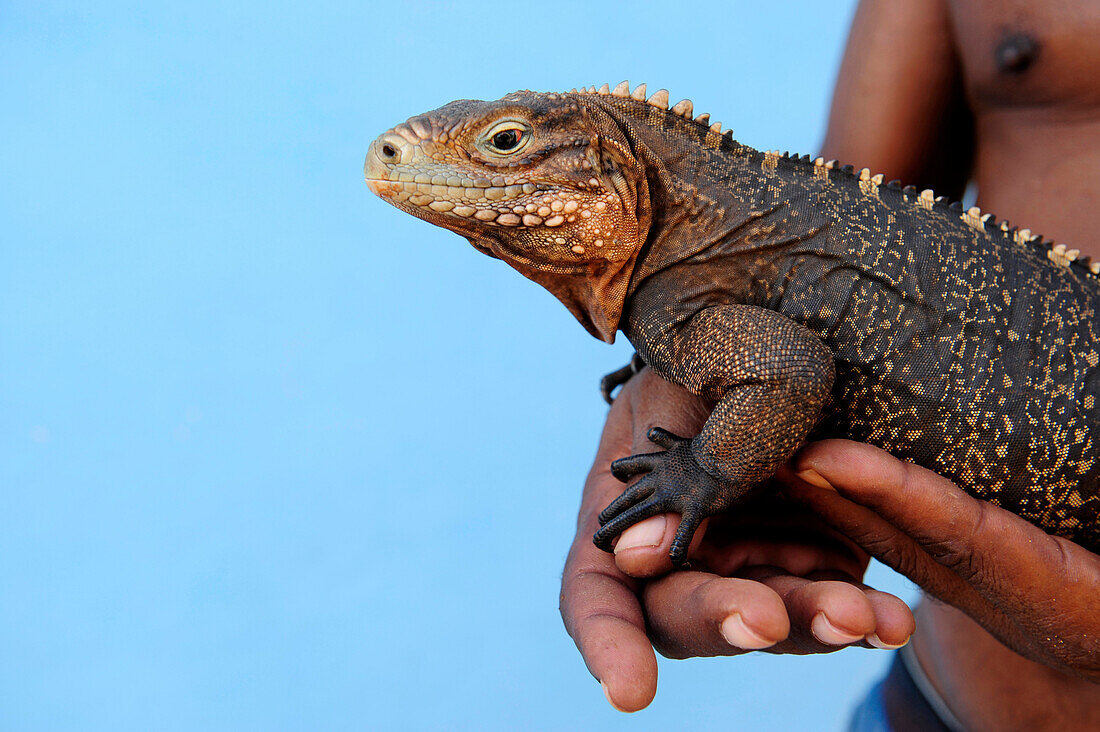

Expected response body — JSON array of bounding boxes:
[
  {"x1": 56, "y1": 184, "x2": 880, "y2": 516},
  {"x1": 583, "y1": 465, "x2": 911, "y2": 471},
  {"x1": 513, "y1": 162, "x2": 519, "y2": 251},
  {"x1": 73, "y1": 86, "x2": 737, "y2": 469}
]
[{"x1": 823, "y1": 0, "x2": 973, "y2": 197}]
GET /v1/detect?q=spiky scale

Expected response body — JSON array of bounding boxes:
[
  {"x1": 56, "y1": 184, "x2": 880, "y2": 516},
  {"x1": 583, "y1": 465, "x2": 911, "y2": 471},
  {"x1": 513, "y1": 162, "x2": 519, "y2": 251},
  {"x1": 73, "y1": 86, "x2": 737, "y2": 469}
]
[
  {"x1": 647, "y1": 89, "x2": 670, "y2": 109},
  {"x1": 694, "y1": 113, "x2": 710, "y2": 124},
  {"x1": 630, "y1": 83, "x2": 647, "y2": 101},
  {"x1": 671, "y1": 99, "x2": 693, "y2": 117},
  {"x1": 612, "y1": 81, "x2": 630, "y2": 97}
]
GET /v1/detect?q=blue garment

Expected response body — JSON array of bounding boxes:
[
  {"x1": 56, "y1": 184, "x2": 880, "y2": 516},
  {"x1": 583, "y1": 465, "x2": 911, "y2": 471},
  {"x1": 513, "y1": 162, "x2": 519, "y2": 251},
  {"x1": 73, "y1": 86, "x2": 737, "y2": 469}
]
[
  {"x1": 848, "y1": 676, "x2": 892, "y2": 732},
  {"x1": 848, "y1": 647, "x2": 962, "y2": 732}
]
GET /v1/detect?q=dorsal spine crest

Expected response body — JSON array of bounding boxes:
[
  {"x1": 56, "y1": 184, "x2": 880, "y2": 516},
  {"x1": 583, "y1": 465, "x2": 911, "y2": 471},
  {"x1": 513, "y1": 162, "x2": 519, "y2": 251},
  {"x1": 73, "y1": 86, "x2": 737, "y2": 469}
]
[{"x1": 569, "y1": 82, "x2": 1093, "y2": 279}]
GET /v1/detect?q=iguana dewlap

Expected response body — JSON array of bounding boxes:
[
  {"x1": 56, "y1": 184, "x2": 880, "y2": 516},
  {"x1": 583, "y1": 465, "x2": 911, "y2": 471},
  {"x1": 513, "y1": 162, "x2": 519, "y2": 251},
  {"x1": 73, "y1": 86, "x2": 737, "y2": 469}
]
[{"x1": 365, "y1": 82, "x2": 1100, "y2": 563}]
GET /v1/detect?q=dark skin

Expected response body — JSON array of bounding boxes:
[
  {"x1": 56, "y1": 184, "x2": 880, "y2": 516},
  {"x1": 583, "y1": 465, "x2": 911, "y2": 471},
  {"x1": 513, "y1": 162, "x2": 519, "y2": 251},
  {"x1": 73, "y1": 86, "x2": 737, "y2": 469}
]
[
  {"x1": 561, "y1": 0, "x2": 1100, "y2": 723},
  {"x1": 561, "y1": 371, "x2": 917, "y2": 712}
]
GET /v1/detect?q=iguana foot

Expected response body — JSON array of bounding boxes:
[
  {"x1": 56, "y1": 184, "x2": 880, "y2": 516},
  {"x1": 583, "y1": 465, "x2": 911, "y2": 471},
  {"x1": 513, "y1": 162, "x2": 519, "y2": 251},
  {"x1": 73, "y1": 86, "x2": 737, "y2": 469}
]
[
  {"x1": 593, "y1": 427, "x2": 733, "y2": 566},
  {"x1": 599, "y1": 352, "x2": 646, "y2": 404}
]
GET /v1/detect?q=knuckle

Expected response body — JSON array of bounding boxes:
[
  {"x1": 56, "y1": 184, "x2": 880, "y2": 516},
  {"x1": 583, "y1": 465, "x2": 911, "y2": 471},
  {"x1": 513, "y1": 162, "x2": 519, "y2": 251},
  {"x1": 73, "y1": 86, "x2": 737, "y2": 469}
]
[
  {"x1": 895, "y1": 461, "x2": 995, "y2": 585},
  {"x1": 866, "y1": 537, "x2": 920, "y2": 578},
  {"x1": 843, "y1": 522, "x2": 927, "y2": 585},
  {"x1": 919, "y1": 499, "x2": 993, "y2": 585},
  {"x1": 651, "y1": 636, "x2": 692, "y2": 660}
]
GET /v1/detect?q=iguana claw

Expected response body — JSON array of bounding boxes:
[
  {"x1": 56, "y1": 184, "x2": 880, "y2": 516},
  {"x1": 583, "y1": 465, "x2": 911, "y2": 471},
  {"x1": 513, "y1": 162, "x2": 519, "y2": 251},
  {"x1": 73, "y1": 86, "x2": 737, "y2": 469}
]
[{"x1": 599, "y1": 352, "x2": 646, "y2": 404}]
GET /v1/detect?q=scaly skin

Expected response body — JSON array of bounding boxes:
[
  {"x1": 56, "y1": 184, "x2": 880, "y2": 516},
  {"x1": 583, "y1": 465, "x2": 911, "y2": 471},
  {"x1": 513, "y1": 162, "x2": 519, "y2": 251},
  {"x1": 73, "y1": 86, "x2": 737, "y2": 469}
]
[{"x1": 365, "y1": 82, "x2": 1100, "y2": 564}]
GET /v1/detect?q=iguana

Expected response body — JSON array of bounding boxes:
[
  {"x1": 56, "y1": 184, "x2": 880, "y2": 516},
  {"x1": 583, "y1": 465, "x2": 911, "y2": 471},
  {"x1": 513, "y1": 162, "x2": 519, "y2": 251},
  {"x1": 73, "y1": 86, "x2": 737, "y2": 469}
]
[{"x1": 365, "y1": 81, "x2": 1100, "y2": 564}]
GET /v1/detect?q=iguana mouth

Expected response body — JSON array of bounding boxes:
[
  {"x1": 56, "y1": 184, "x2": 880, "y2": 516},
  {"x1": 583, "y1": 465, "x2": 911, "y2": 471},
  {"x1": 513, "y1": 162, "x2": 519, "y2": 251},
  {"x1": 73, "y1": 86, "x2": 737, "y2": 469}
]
[{"x1": 364, "y1": 169, "x2": 544, "y2": 225}]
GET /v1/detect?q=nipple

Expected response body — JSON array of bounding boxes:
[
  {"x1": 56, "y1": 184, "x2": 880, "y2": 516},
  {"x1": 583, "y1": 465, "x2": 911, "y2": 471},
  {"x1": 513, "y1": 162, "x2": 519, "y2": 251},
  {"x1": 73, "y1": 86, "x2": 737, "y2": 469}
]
[{"x1": 995, "y1": 32, "x2": 1039, "y2": 74}]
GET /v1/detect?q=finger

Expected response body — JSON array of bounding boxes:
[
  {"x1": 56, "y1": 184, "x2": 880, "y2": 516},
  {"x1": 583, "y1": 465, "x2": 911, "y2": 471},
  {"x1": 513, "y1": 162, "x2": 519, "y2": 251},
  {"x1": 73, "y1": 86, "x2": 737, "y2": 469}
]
[
  {"x1": 792, "y1": 570, "x2": 915, "y2": 649},
  {"x1": 860, "y1": 588, "x2": 916, "y2": 649},
  {"x1": 790, "y1": 440, "x2": 1100, "y2": 609},
  {"x1": 778, "y1": 463, "x2": 1003, "y2": 630},
  {"x1": 562, "y1": 373, "x2": 658, "y2": 712},
  {"x1": 784, "y1": 456, "x2": 1100, "y2": 678},
  {"x1": 642, "y1": 571, "x2": 790, "y2": 658},
  {"x1": 782, "y1": 442, "x2": 1100, "y2": 670},
  {"x1": 741, "y1": 569, "x2": 878, "y2": 652},
  {"x1": 598, "y1": 474, "x2": 656, "y2": 524},
  {"x1": 560, "y1": 545, "x2": 658, "y2": 712},
  {"x1": 593, "y1": 499, "x2": 670, "y2": 551},
  {"x1": 613, "y1": 515, "x2": 711, "y2": 578},
  {"x1": 647, "y1": 426, "x2": 685, "y2": 449},
  {"x1": 610, "y1": 452, "x2": 662, "y2": 482}
]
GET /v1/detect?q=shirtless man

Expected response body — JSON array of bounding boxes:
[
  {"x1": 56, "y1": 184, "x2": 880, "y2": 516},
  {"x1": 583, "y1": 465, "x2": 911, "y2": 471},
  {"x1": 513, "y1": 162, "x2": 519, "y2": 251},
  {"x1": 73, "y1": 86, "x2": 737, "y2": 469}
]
[{"x1": 560, "y1": 1, "x2": 1100, "y2": 728}]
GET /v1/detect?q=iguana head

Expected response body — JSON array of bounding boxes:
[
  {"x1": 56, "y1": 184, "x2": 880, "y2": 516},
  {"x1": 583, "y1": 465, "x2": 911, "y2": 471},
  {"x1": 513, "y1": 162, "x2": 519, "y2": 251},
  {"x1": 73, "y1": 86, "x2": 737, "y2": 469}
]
[{"x1": 365, "y1": 85, "x2": 666, "y2": 342}]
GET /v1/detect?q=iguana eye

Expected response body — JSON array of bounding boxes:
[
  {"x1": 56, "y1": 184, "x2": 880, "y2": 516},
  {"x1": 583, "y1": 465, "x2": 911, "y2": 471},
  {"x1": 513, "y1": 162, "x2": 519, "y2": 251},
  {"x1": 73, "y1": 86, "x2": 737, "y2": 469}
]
[
  {"x1": 491, "y1": 129, "x2": 523, "y2": 151},
  {"x1": 481, "y1": 120, "x2": 532, "y2": 155}
]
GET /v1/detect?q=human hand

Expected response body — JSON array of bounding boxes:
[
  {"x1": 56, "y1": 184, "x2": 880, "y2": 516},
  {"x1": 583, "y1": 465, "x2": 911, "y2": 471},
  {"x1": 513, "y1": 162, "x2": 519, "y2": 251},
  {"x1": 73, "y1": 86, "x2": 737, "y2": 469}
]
[
  {"x1": 560, "y1": 370, "x2": 915, "y2": 712},
  {"x1": 780, "y1": 439, "x2": 1100, "y2": 681}
]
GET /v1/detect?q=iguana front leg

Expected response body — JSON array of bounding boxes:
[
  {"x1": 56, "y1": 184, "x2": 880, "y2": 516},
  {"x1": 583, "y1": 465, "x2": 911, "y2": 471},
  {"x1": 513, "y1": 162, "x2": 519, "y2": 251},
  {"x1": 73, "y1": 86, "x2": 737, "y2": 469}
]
[{"x1": 593, "y1": 305, "x2": 836, "y2": 565}]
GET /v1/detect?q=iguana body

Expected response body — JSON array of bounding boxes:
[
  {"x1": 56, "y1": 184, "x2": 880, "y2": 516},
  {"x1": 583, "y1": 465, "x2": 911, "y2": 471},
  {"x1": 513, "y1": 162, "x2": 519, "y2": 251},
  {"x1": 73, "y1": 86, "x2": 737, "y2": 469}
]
[{"x1": 365, "y1": 82, "x2": 1100, "y2": 562}]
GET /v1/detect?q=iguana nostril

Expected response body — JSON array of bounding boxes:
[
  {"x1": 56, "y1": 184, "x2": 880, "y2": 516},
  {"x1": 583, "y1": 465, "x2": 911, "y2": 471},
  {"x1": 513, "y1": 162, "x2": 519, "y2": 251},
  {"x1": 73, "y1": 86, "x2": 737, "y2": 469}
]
[{"x1": 380, "y1": 143, "x2": 397, "y2": 159}]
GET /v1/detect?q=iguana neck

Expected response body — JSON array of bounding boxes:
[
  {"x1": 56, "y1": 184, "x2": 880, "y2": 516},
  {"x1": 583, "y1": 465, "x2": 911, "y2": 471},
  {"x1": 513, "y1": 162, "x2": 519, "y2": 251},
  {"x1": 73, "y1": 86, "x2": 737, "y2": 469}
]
[{"x1": 578, "y1": 96, "x2": 821, "y2": 307}]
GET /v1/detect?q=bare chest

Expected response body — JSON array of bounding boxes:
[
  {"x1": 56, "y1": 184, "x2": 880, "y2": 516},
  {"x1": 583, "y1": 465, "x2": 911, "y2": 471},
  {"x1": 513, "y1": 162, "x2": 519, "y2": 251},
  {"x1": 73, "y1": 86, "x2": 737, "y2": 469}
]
[{"x1": 948, "y1": 0, "x2": 1100, "y2": 109}]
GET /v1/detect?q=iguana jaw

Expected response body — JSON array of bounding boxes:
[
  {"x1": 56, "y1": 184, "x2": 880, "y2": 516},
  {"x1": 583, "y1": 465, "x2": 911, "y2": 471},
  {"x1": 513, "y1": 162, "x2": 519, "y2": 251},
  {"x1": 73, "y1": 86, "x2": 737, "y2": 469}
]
[{"x1": 365, "y1": 92, "x2": 650, "y2": 342}]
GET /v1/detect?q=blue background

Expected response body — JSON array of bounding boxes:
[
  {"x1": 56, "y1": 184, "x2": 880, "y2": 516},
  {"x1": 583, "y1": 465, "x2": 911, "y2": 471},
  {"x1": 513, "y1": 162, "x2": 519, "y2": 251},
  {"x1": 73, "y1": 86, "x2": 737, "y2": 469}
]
[{"x1": 1, "y1": 1, "x2": 919, "y2": 729}]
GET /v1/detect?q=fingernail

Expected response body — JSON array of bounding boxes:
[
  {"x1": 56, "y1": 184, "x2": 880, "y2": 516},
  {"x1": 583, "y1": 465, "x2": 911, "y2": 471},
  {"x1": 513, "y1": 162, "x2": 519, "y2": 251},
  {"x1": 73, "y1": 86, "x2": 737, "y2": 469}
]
[
  {"x1": 613, "y1": 515, "x2": 666, "y2": 554},
  {"x1": 720, "y1": 613, "x2": 775, "y2": 650},
  {"x1": 866, "y1": 632, "x2": 910, "y2": 650},
  {"x1": 795, "y1": 469, "x2": 835, "y2": 491},
  {"x1": 811, "y1": 613, "x2": 864, "y2": 645},
  {"x1": 601, "y1": 680, "x2": 629, "y2": 713}
]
